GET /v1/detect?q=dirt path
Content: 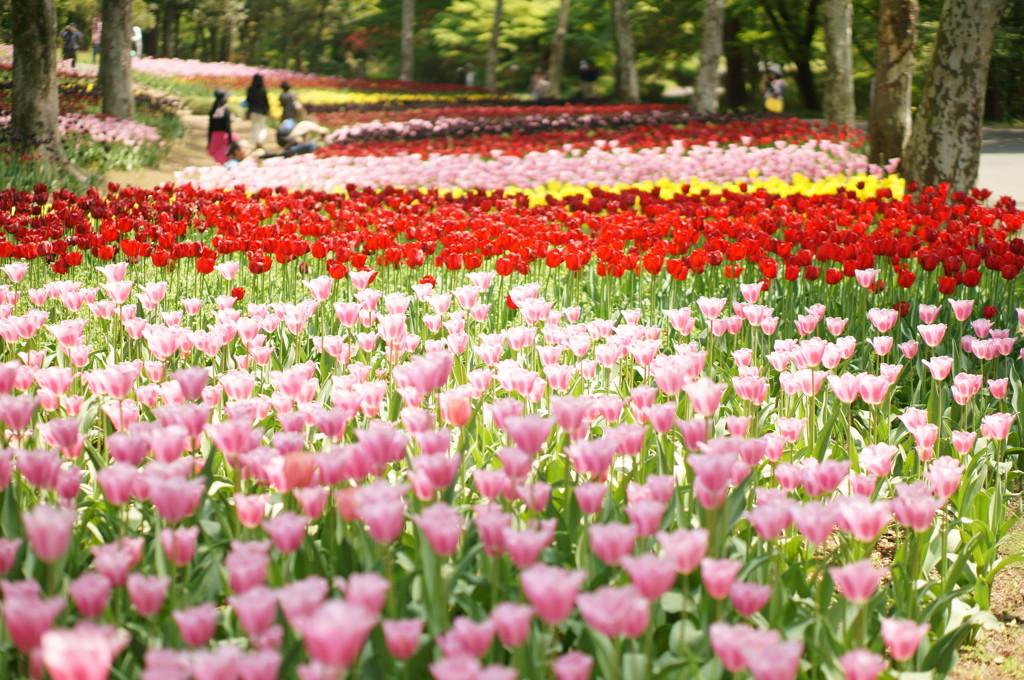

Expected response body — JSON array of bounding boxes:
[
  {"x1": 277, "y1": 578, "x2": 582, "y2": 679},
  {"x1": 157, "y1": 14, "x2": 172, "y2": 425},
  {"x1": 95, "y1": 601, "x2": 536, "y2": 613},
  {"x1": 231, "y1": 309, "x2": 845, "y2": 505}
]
[
  {"x1": 78, "y1": 64, "x2": 255, "y2": 189},
  {"x1": 107, "y1": 112, "x2": 245, "y2": 189}
]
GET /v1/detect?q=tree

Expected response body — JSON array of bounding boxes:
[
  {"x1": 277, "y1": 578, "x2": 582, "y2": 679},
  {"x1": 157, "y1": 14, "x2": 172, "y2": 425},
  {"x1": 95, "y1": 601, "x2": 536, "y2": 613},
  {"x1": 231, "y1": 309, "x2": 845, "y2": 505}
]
[
  {"x1": 902, "y1": 0, "x2": 1007, "y2": 191},
  {"x1": 547, "y1": 0, "x2": 571, "y2": 97},
  {"x1": 821, "y1": 0, "x2": 854, "y2": 124},
  {"x1": 99, "y1": 0, "x2": 136, "y2": 120},
  {"x1": 693, "y1": 0, "x2": 725, "y2": 114},
  {"x1": 400, "y1": 0, "x2": 414, "y2": 80},
  {"x1": 484, "y1": 0, "x2": 503, "y2": 92},
  {"x1": 609, "y1": 0, "x2": 639, "y2": 102},
  {"x1": 868, "y1": 0, "x2": 917, "y2": 165},
  {"x1": 10, "y1": 0, "x2": 69, "y2": 164},
  {"x1": 759, "y1": 0, "x2": 821, "y2": 110}
]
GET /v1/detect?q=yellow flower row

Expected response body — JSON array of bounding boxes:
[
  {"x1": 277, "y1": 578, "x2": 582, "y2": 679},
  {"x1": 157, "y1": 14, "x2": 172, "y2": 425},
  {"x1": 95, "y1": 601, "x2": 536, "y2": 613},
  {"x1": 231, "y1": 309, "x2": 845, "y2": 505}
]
[
  {"x1": 481, "y1": 173, "x2": 907, "y2": 206},
  {"x1": 267, "y1": 88, "x2": 513, "y2": 121}
]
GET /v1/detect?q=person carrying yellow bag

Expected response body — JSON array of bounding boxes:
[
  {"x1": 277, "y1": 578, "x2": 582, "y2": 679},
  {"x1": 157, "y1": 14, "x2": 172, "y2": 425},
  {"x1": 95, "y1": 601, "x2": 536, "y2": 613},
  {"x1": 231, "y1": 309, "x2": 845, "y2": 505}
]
[{"x1": 763, "y1": 63, "x2": 786, "y2": 113}]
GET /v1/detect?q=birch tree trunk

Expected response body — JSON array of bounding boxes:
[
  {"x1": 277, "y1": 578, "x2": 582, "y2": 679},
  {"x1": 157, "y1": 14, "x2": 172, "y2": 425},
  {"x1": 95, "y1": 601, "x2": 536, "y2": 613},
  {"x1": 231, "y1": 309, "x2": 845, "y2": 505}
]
[
  {"x1": 99, "y1": 0, "x2": 136, "y2": 120},
  {"x1": 610, "y1": 0, "x2": 640, "y2": 103},
  {"x1": 485, "y1": 0, "x2": 503, "y2": 92},
  {"x1": 821, "y1": 0, "x2": 855, "y2": 125},
  {"x1": 903, "y1": 0, "x2": 1007, "y2": 191},
  {"x1": 868, "y1": 0, "x2": 918, "y2": 165},
  {"x1": 10, "y1": 0, "x2": 68, "y2": 164},
  {"x1": 400, "y1": 0, "x2": 415, "y2": 82},
  {"x1": 693, "y1": 0, "x2": 725, "y2": 114},
  {"x1": 547, "y1": 0, "x2": 572, "y2": 98}
]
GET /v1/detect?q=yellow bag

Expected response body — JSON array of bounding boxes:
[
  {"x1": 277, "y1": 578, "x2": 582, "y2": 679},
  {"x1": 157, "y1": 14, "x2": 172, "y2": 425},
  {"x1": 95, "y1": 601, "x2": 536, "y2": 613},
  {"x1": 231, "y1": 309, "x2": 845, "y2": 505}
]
[{"x1": 765, "y1": 97, "x2": 784, "y2": 114}]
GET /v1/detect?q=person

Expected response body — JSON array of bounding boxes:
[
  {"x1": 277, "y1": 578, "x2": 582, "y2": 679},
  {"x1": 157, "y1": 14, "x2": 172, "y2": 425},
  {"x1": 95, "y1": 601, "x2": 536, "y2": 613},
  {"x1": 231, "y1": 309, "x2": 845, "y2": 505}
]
[
  {"x1": 529, "y1": 68, "x2": 551, "y2": 100},
  {"x1": 224, "y1": 138, "x2": 266, "y2": 169},
  {"x1": 279, "y1": 82, "x2": 305, "y2": 123},
  {"x1": 762, "y1": 63, "x2": 786, "y2": 113},
  {"x1": 275, "y1": 118, "x2": 329, "y2": 157},
  {"x1": 60, "y1": 23, "x2": 83, "y2": 68},
  {"x1": 245, "y1": 74, "x2": 270, "y2": 148},
  {"x1": 207, "y1": 89, "x2": 233, "y2": 164},
  {"x1": 579, "y1": 60, "x2": 598, "y2": 99},
  {"x1": 464, "y1": 62, "x2": 476, "y2": 88},
  {"x1": 91, "y1": 17, "x2": 102, "y2": 64},
  {"x1": 132, "y1": 26, "x2": 143, "y2": 57}
]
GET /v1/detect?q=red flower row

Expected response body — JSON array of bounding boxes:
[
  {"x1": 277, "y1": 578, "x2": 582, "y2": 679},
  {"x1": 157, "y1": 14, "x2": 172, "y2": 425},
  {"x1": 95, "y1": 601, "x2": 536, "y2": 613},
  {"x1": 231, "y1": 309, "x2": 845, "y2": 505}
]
[
  {"x1": 315, "y1": 118, "x2": 864, "y2": 160},
  {"x1": 1, "y1": 183, "x2": 1021, "y2": 291}
]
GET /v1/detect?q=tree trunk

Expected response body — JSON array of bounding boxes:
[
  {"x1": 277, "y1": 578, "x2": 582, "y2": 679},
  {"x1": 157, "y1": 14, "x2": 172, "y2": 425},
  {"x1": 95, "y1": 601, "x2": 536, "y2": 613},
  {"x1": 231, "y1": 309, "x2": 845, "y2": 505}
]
[
  {"x1": 400, "y1": 0, "x2": 415, "y2": 81},
  {"x1": 99, "y1": 0, "x2": 136, "y2": 120},
  {"x1": 485, "y1": 0, "x2": 503, "y2": 92},
  {"x1": 821, "y1": 0, "x2": 855, "y2": 125},
  {"x1": 723, "y1": 15, "x2": 747, "y2": 109},
  {"x1": 902, "y1": 0, "x2": 1007, "y2": 191},
  {"x1": 793, "y1": 57, "x2": 819, "y2": 110},
  {"x1": 693, "y1": 0, "x2": 725, "y2": 114},
  {"x1": 10, "y1": 0, "x2": 68, "y2": 164},
  {"x1": 547, "y1": 0, "x2": 571, "y2": 97},
  {"x1": 868, "y1": 0, "x2": 918, "y2": 165},
  {"x1": 163, "y1": 2, "x2": 177, "y2": 58},
  {"x1": 610, "y1": 0, "x2": 640, "y2": 103}
]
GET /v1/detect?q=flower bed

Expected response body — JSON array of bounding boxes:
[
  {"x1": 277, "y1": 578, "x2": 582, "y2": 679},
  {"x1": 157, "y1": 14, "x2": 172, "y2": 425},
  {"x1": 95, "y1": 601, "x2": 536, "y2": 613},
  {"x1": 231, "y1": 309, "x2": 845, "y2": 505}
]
[
  {"x1": 0, "y1": 191, "x2": 1020, "y2": 677},
  {"x1": 1, "y1": 81, "x2": 1023, "y2": 680}
]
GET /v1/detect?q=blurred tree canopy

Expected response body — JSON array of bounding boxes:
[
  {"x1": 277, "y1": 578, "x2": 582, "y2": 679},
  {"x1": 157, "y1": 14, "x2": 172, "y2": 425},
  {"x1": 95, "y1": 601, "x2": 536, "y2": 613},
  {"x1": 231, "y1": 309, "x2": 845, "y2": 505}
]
[{"x1": 0, "y1": 0, "x2": 1021, "y2": 120}]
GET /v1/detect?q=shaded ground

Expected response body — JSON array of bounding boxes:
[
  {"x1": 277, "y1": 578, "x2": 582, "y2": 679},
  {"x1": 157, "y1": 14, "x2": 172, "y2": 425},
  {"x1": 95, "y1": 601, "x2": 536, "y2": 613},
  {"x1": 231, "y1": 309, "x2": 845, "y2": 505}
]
[
  {"x1": 950, "y1": 521, "x2": 1024, "y2": 679},
  {"x1": 107, "y1": 112, "x2": 235, "y2": 189}
]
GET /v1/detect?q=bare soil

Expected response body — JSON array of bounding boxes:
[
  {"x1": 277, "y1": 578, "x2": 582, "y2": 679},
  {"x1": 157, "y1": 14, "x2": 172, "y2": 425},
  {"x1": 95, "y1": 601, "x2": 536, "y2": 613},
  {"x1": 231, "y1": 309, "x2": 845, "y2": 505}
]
[{"x1": 950, "y1": 521, "x2": 1024, "y2": 679}]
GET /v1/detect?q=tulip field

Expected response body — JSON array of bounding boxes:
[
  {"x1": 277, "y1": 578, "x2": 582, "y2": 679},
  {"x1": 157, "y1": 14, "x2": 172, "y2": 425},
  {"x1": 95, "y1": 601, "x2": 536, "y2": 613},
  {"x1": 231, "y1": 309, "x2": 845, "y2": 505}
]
[{"x1": 1, "y1": 71, "x2": 1024, "y2": 680}]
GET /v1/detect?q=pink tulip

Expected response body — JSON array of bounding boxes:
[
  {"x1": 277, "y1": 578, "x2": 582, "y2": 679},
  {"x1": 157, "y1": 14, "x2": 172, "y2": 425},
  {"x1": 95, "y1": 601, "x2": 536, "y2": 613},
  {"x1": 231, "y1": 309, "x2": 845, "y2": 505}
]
[
  {"x1": 413, "y1": 502, "x2": 463, "y2": 556},
  {"x1": 503, "y1": 519, "x2": 555, "y2": 567},
  {"x1": 573, "y1": 483, "x2": 607, "y2": 514},
  {"x1": 838, "y1": 649, "x2": 888, "y2": 680},
  {"x1": 948, "y1": 299, "x2": 973, "y2": 322},
  {"x1": 41, "y1": 623, "x2": 129, "y2": 680},
  {"x1": 520, "y1": 564, "x2": 586, "y2": 624},
  {"x1": 893, "y1": 483, "x2": 942, "y2": 532},
  {"x1": 881, "y1": 618, "x2": 930, "y2": 662},
  {"x1": 621, "y1": 553, "x2": 677, "y2": 599},
  {"x1": 729, "y1": 581, "x2": 772, "y2": 617},
  {"x1": 836, "y1": 497, "x2": 892, "y2": 543},
  {"x1": 229, "y1": 586, "x2": 279, "y2": 636},
  {"x1": 1, "y1": 589, "x2": 65, "y2": 652},
  {"x1": 359, "y1": 497, "x2": 407, "y2": 544},
  {"x1": 682, "y1": 377, "x2": 727, "y2": 416},
  {"x1": 553, "y1": 651, "x2": 594, "y2": 680},
  {"x1": 577, "y1": 585, "x2": 649, "y2": 638},
  {"x1": 68, "y1": 573, "x2": 112, "y2": 619},
  {"x1": 382, "y1": 618, "x2": 424, "y2": 660},
  {"x1": 429, "y1": 656, "x2": 481, "y2": 680},
  {"x1": 742, "y1": 639, "x2": 804, "y2": 680},
  {"x1": 437, "y1": 616, "x2": 494, "y2": 658},
  {"x1": 829, "y1": 560, "x2": 887, "y2": 604},
  {"x1": 263, "y1": 511, "x2": 309, "y2": 553},
  {"x1": 338, "y1": 573, "x2": 389, "y2": 616},
  {"x1": 981, "y1": 412, "x2": 1015, "y2": 441},
  {"x1": 921, "y1": 356, "x2": 953, "y2": 381},
  {"x1": 700, "y1": 557, "x2": 742, "y2": 599},
  {"x1": 657, "y1": 528, "x2": 709, "y2": 574},
  {"x1": 709, "y1": 622, "x2": 780, "y2": 673},
  {"x1": 22, "y1": 503, "x2": 75, "y2": 563},
  {"x1": 299, "y1": 599, "x2": 378, "y2": 669},
  {"x1": 490, "y1": 602, "x2": 533, "y2": 648},
  {"x1": 172, "y1": 602, "x2": 218, "y2": 647},
  {"x1": 503, "y1": 415, "x2": 553, "y2": 455},
  {"x1": 161, "y1": 528, "x2": 201, "y2": 569},
  {"x1": 127, "y1": 574, "x2": 170, "y2": 617},
  {"x1": 277, "y1": 576, "x2": 329, "y2": 628}
]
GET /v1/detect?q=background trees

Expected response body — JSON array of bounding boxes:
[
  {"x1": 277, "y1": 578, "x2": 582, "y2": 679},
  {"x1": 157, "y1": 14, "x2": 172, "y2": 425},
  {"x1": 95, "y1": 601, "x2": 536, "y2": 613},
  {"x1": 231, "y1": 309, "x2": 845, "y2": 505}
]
[{"x1": 0, "y1": 0, "x2": 1020, "y2": 190}]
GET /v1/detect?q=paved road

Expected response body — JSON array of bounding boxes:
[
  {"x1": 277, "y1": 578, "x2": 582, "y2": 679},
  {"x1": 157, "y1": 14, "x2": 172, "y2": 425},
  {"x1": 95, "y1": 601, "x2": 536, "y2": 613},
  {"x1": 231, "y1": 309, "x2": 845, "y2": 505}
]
[{"x1": 978, "y1": 128, "x2": 1024, "y2": 204}]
